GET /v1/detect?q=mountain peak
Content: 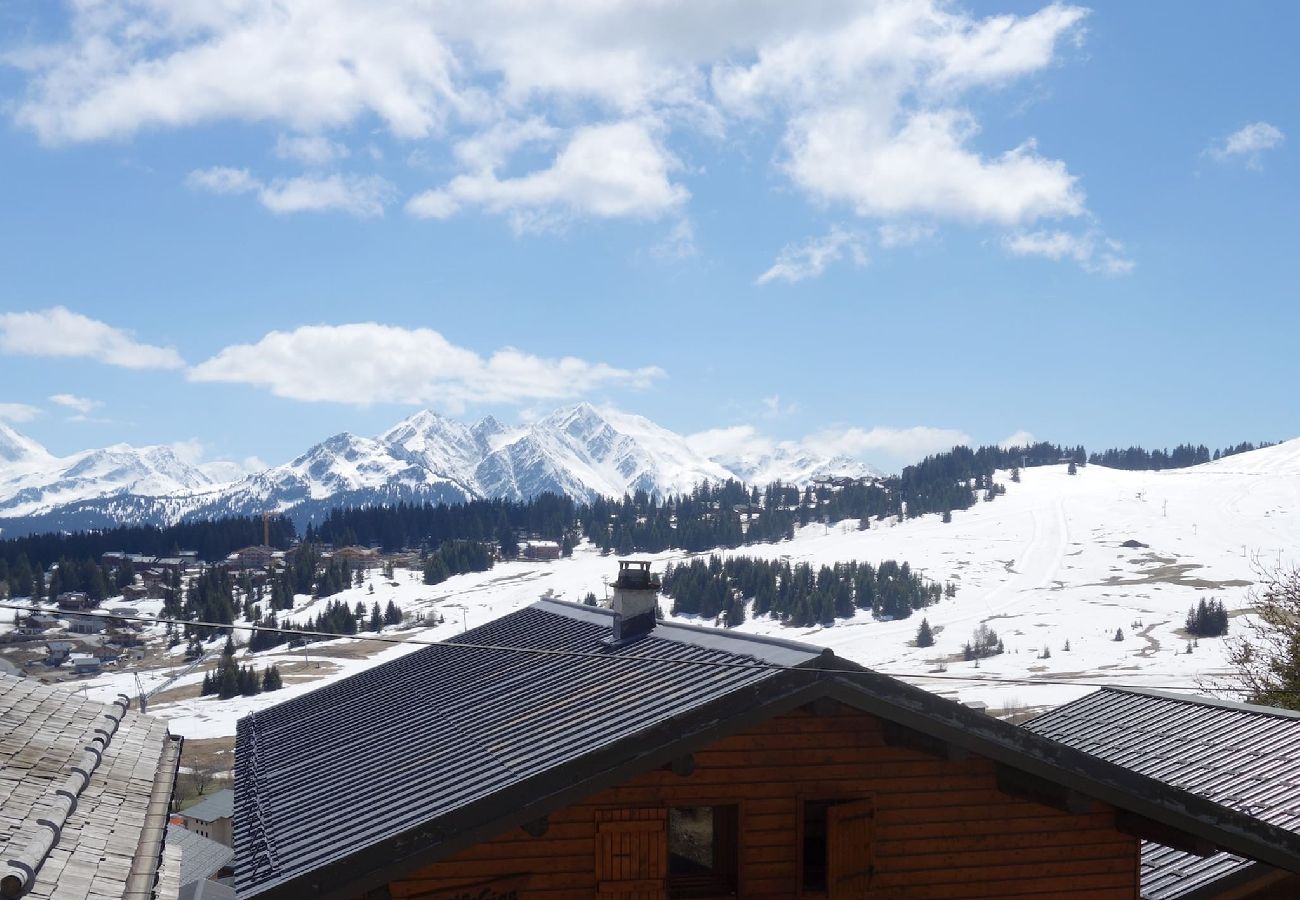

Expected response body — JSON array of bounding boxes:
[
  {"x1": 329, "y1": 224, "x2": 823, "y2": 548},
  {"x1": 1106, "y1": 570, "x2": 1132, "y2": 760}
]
[{"x1": 0, "y1": 422, "x2": 52, "y2": 467}]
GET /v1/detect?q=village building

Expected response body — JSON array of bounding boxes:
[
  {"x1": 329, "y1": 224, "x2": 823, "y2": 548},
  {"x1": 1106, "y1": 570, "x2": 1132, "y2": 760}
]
[
  {"x1": 233, "y1": 562, "x2": 1300, "y2": 900},
  {"x1": 222, "y1": 546, "x2": 279, "y2": 572},
  {"x1": 521, "y1": 539, "x2": 562, "y2": 560},
  {"x1": 67, "y1": 652, "x2": 101, "y2": 675},
  {"x1": 55, "y1": 591, "x2": 95, "y2": 611},
  {"x1": 67, "y1": 611, "x2": 108, "y2": 634},
  {"x1": 0, "y1": 673, "x2": 183, "y2": 898},
  {"x1": 1025, "y1": 687, "x2": 1300, "y2": 899},
  {"x1": 43, "y1": 640, "x2": 76, "y2": 666},
  {"x1": 178, "y1": 789, "x2": 236, "y2": 847},
  {"x1": 165, "y1": 823, "x2": 236, "y2": 899}
]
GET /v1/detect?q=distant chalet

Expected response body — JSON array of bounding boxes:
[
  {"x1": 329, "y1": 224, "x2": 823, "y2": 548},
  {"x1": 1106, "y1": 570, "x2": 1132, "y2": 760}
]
[{"x1": 234, "y1": 563, "x2": 1300, "y2": 900}]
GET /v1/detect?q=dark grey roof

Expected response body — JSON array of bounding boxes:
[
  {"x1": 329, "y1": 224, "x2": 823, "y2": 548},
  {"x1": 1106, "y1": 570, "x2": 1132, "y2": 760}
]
[
  {"x1": 236, "y1": 601, "x2": 1300, "y2": 900},
  {"x1": 1024, "y1": 687, "x2": 1300, "y2": 899},
  {"x1": 180, "y1": 788, "x2": 235, "y2": 823},
  {"x1": 167, "y1": 824, "x2": 235, "y2": 886},
  {"x1": 235, "y1": 600, "x2": 820, "y2": 898}
]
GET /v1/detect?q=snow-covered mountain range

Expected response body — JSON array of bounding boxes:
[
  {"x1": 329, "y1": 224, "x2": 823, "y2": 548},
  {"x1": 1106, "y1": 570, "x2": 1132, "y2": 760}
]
[{"x1": 0, "y1": 404, "x2": 880, "y2": 536}]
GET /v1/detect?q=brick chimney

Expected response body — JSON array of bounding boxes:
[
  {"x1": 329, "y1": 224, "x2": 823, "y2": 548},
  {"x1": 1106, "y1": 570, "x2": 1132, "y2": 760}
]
[{"x1": 606, "y1": 560, "x2": 660, "y2": 645}]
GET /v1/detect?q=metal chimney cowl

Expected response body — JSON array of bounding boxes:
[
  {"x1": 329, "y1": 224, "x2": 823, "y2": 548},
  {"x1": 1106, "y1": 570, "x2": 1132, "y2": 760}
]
[{"x1": 606, "y1": 560, "x2": 661, "y2": 646}]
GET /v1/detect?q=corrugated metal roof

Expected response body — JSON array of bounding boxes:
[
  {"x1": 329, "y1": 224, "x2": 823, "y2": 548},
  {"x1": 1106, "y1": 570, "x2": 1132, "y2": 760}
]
[
  {"x1": 1024, "y1": 688, "x2": 1300, "y2": 899},
  {"x1": 234, "y1": 599, "x2": 821, "y2": 899},
  {"x1": 167, "y1": 824, "x2": 235, "y2": 886},
  {"x1": 179, "y1": 788, "x2": 235, "y2": 823}
]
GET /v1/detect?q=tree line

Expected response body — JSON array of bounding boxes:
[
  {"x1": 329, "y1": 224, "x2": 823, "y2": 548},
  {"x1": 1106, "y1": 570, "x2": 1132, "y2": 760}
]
[
  {"x1": 660, "y1": 554, "x2": 951, "y2": 629},
  {"x1": 1089, "y1": 441, "x2": 1275, "y2": 471},
  {"x1": 0, "y1": 514, "x2": 293, "y2": 571}
]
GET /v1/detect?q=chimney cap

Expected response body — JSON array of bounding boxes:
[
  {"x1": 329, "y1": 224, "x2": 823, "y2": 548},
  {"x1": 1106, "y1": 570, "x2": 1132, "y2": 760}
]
[{"x1": 615, "y1": 559, "x2": 659, "y2": 591}]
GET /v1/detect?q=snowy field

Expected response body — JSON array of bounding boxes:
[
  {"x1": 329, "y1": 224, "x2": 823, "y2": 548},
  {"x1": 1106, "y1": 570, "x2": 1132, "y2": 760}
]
[{"x1": 61, "y1": 438, "x2": 1300, "y2": 738}]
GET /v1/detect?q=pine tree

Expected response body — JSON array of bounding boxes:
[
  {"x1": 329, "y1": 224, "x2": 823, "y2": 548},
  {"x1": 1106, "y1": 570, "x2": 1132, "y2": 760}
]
[
  {"x1": 368, "y1": 602, "x2": 383, "y2": 632},
  {"x1": 1114, "y1": 627, "x2": 1124, "y2": 641},
  {"x1": 915, "y1": 618, "x2": 934, "y2": 648}
]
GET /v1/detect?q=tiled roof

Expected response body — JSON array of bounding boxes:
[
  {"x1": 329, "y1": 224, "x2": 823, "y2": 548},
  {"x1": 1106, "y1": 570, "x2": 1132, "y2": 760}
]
[
  {"x1": 177, "y1": 791, "x2": 233, "y2": 825},
  {"x1": 164, "y1": 826, "x2": 233, "y2": 887},
  {"x1": 0, "y1": 674, "x2": 181, "y2": 900},
  {"x1": 1024, "y1": 687, "x2": 1300, "y2": 899}
]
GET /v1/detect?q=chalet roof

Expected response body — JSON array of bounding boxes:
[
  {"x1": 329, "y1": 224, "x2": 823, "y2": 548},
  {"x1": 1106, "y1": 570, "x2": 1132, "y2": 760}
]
[
  {"x1": 166, "y1": 824, "x2": 234, "y2": 887},
  {"x1": 0, "y1": 673, "x2": 182, "y2": 899},
  {"x1": 1024, "y1": 687, "x2": 1300, "y2": 899},
  {"x1": 180, "y1": 789, "x2": 235, "y2": 824},
  {"x1": 235, "y1": 600, "x2": 1300, "y2": 900}
]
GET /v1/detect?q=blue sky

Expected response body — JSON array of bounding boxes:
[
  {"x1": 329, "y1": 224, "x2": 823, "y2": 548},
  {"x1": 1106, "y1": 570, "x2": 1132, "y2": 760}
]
[{"x1": 0, "y1": 1, "x2": 1295, "y2": 474}]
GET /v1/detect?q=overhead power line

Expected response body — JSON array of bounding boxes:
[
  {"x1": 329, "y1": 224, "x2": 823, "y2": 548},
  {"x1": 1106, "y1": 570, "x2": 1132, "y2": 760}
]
[{"x1": 0, "y1": 600, "x2": 1248, "y2": 694}]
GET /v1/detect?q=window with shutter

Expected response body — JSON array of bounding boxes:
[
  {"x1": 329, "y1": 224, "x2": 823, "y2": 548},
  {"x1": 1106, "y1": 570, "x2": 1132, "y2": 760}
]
[{"x1": 596, "y1": 808, "x2": 668, "y2": 900}]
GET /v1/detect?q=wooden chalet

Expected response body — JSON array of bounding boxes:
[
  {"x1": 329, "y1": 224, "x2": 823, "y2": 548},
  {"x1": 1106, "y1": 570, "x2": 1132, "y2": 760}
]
[{"x1": 234, "y1": 563, "x2": 1300, "y2": 900}]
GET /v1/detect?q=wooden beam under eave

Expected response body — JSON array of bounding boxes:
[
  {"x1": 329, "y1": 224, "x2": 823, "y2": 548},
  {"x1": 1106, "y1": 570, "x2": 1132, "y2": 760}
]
[
  {"x1": 1116, "y1": 810, "x2": 1217, "y2": 857},
  {"x1": 996, "y1": 764, "x2": 1095, "y2": 815},
  {"x1": 881, "y1": 720, "x2": 969, "y2": 762}
]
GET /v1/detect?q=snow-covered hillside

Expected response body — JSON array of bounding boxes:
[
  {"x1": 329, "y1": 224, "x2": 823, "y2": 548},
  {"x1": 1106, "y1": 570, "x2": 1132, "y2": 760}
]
[
  {"x1": 66, "y1": 438, "x2": 1300, "y2": 739},
  {"x1": 0, "y1": 403, "x2": 873, "y2": 534}
]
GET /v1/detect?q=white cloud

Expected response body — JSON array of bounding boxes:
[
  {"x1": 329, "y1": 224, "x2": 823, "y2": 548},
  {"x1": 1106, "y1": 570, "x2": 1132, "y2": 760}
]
[
  {"x1": 11, "y1": 1, "x2": 460, "y2": 143},
  {"x1": 187, "y1": 323, "x2": 665, "y2": 409},
  {"x1": 690, "y1": 421, "x2": 970, "y2": 468},
  {"x1": 757, "y1": 226, "x2": 868, "y2": 285},
  {"x1": 9, "y1": 1, "x2": 1114, "y2": 262},
  {"x1": 188, "y1": 167, "x2": 395, "y2": 218},
  {"x1": 804, "y1": 425, "x2": 971, "y2": 461},
  {"x1": 999, "y1": 430, "x2": 1037, "y2": 450},
  {"x1": 186, "y1": 166, "x2": 258, "y2": 194},
  {"x1": 407, "y1": 120, "x2": 687, "y2": 230},
  {"x1": 784, "y1": 108, "x2": 1083, "y2": 225},
  {"x1": 0, "y1": 307, "x2": 185, "y2": 369},
  {"x1": 650, "y1": 219, "x2": 698, "y2": 260},
  {"x1": 259, "y1": 174, "x2": 394, "y2": 218},
  {"x1": 0, "y1": 403, "x2": 41, "y2": 423},
  {"x1": 761, "y1": 394, "x2": 798, "y2": 418},
  {"x1": 274, "y1": 134, "x2": 350, "y2": 166},
  {"x1": 169, "y1": 439, "x2": 266, "y2": 482},
  {"x1": 49, "y1": 393, "x2": 100, "y2": 414},
  {"x1": 686, "y1": 425, "x2": 776, "y2": 461},
  {"x1": 1208, "y1": 122, "x2": 1285, "y2": 170},
  {"x1": 877, "y1": 222, "x2": 936, "y2": 248},
  {"x1": 1004, "y1": 229, "x2": 1134, "y2": 275}
]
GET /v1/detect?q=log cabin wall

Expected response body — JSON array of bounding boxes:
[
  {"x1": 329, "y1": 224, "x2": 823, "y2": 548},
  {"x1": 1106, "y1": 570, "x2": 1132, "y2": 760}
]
[{"x1": 388, "y1": 703, "x2": 1140, "y2": 900}]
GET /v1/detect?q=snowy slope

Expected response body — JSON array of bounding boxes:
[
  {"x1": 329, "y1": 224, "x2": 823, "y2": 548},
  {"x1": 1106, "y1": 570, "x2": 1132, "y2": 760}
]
[{"x1": 65, "y1": 437, "x2": 1300, "y2": 739}]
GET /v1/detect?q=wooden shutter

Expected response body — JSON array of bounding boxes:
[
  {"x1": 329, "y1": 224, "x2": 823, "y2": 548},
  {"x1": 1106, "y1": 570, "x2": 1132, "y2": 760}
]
[
  {"x1": 596, "y1": 808, "x2": 668, "y2": 900},
  {"x1": 828, "y1": 797, "x2": 875, "y2": 900}
]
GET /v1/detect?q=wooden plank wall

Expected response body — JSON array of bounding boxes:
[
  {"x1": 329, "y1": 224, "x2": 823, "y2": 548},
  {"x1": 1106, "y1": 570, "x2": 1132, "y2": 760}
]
[{"x1": 389, "y1": 703, "x2": 1139, "y2": 900}]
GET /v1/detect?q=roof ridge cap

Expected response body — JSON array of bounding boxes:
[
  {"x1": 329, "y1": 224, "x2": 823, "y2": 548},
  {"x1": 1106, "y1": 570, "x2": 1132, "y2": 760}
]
[{"x1": 1102, "y1": 686, "x2": 1300, "y2": 720}]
